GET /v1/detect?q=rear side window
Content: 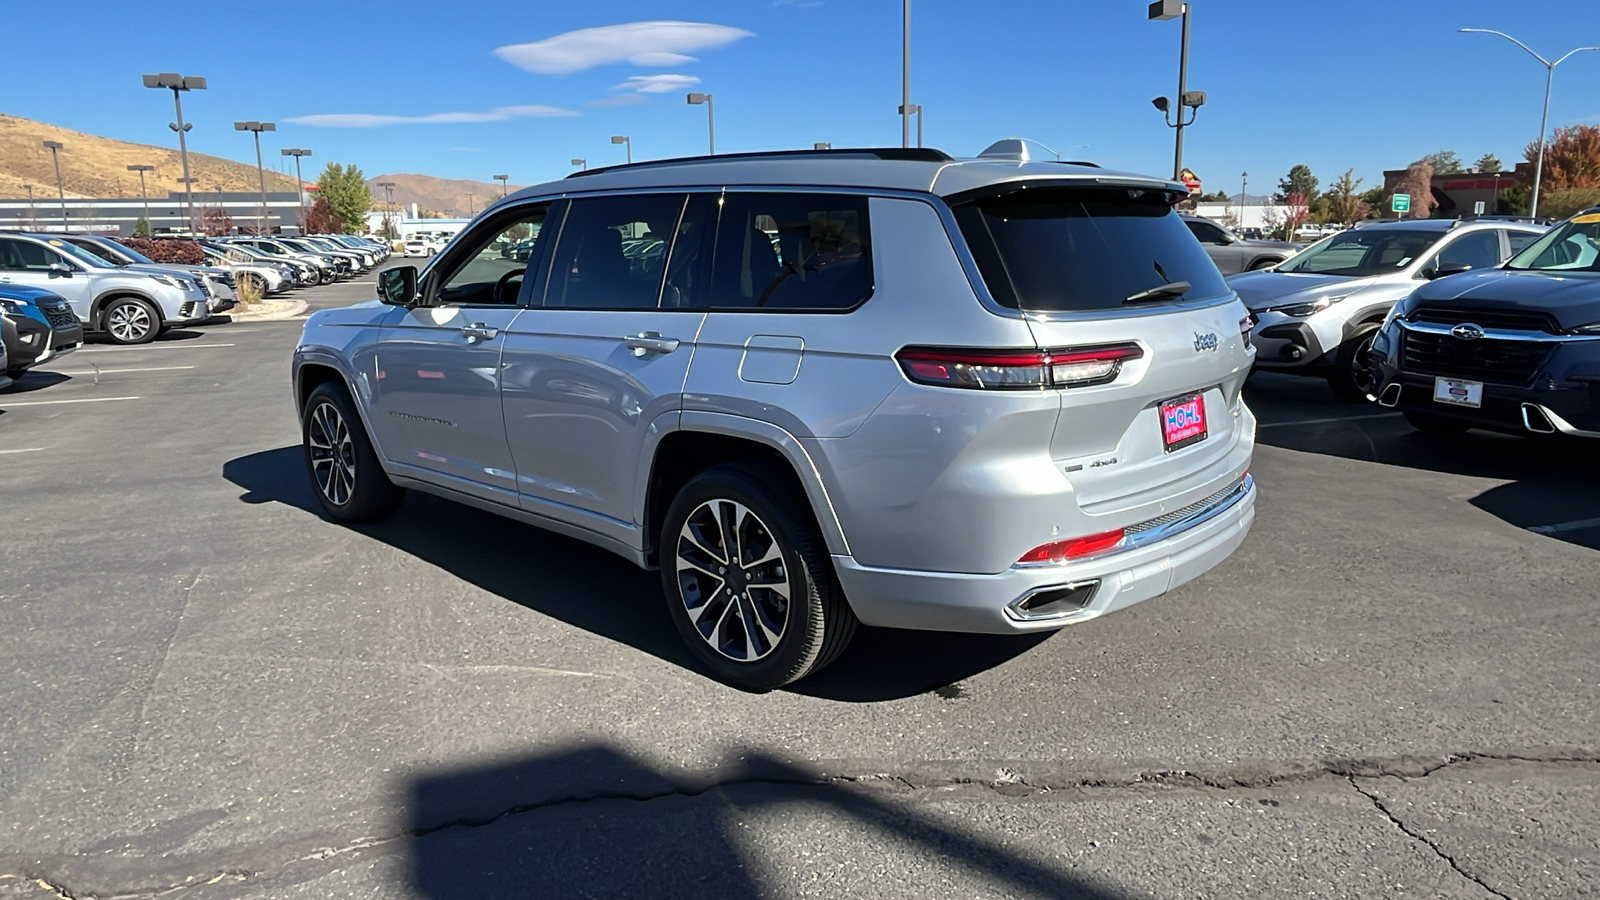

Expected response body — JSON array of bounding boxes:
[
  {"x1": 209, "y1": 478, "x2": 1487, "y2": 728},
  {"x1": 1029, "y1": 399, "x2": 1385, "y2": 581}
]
[
  {"x1": 544, "y1": 193, "x2": 684, "y2": 309},
  {"x1": 707, "y1": 192, "x2": 872, "y2": 311},
  {"x1": 953, "y1": 188, "x2": 1228, "y2": 312}
]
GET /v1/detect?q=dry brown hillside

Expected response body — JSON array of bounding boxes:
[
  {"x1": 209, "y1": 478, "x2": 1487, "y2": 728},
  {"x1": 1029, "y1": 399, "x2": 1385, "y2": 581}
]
[
  {"x1": 366, "y1": 173, "x2": 526, "y2": 219},
  {"x1": 0, "y1": 113, "x2": 300, "y2": 200}
]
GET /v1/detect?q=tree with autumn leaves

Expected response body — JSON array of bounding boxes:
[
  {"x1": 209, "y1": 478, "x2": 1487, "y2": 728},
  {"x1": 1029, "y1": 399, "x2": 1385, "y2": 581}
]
[{"x1": 1524, "y1": 125, "x2": 1600, "y2": 218}]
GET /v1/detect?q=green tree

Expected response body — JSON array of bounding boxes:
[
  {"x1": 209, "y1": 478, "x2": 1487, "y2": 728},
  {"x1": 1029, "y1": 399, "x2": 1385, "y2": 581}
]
[
  {"x1": 1358, "y1": 186, "x2": 1386, "y2": 218},
  {"x1": 132, "y1": 214, "x2": 151, "y2": 237},
  {"x1": 1474, "y1": 153, "x2": 1503, "y2": 174},
  {"x1": 1274, "y1": 164, "x2": 1318, "y2": 203},
  {"x1": 1425, "y1": 150, "x2": 1464, "y2": 175},
  {"x1": 1498, "y1": 183, "x2": 1530, "y2": 216},
  {"x1": 315, "y1": 163, "x2": 372, "y2": 234},
  {"x1": 1538, "y1": 187, "x2": 1600, "y2": 219},
  {"x1": 1326, "y1": 169, "x2": 1365, "y2": 225}
]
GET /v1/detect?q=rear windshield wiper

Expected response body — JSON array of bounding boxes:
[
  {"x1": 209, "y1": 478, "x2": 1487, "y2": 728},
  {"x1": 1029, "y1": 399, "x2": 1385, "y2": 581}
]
[{"x1": 1123, "y1": 280, "x2": 1191, "y2": 304}]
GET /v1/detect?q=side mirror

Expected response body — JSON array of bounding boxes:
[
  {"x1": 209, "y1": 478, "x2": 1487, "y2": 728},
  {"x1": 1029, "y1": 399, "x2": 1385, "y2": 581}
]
[
  {"x1": 377, "y1": 265, "x2": 419, "y2": 305},
  {"x1": 1424, "y1": 261, "x2": 1473, "y2": 280},
  {"x1": 47, "y1": 263, "x2": 73, "y2": 279}
]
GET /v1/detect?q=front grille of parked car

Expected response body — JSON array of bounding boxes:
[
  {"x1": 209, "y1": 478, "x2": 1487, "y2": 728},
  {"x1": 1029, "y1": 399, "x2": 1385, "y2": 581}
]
[
  {"x1": 1400, "y1": 329, "x2": 1549, "y2": 386},
  {"x1": 43, "y1": 304, "x2": 77, "y2": 328},
  {"x1": 1408, "y1": 307, "x2": 1560, "y2": 334}
]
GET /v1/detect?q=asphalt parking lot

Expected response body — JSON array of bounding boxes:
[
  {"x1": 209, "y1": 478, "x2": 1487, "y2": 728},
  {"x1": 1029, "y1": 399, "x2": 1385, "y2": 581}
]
[{"x1": 2, "y1": 270, "x2": 1597, "y2": 899}]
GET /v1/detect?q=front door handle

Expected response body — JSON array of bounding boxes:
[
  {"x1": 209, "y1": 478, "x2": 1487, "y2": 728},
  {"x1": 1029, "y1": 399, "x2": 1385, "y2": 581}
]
[
  {"x1": 623, "y1": 331, "x2": 681, "y2": 356},
  {"x1": 461, "y1": 323, "x2": 499, "y2": 344}
]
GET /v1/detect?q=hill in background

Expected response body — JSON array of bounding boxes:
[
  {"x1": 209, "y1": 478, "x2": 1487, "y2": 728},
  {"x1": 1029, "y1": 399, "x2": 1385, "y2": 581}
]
[
  {"x1": 366, "y1": 173, "x2": 526, "y2": 219},
  {"x1": 0, "y1": 113, "x2": 301, "y2": 201}
]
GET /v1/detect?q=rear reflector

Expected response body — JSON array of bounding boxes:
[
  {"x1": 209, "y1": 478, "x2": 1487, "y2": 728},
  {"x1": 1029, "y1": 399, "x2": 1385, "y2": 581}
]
[
  {"x1": 1016, "y1": 528, "x2": 1126, "y2": 565},
  {"x1": 896, "y1": 343, "x2": 1142, "y2": 390}
]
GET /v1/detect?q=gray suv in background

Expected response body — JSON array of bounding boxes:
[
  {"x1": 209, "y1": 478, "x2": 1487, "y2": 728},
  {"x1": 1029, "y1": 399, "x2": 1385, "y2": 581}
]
[
  {"x1": 1180, "y1": 213, "x2": 1297, "y2": 274},
  {"x1": 293, "y1": 147, "x2": 1258, "y2": 690}
]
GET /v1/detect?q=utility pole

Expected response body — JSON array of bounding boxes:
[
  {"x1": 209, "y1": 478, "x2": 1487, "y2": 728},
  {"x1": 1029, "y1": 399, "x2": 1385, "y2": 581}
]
[
  {"x1": 611, "y1": 135, "x2": 632, "y2": 164},
  {"x1": 43, "y1": 141, "x2": 68, "y2": 230},
  {"x1": 281, "y1": 148, "x2": 312, "y2": 227},
  {"x1": 376, "y1": 181, "x2": 396, "y2": 238},
  {"x1": 142, "y1": 73, "x2": 206, "y2": 230},
  {"x1": 1149, "y1": 2, "x2": 1200, "y2": 181},
  {"x1": 901, "y1": 0, "x2": 911, "y2": 148},
  {"x1": 494, "y1": 173, "x2": 509, "y2": 197},
  {"x1": 127, "y1": 165, "x2": 155, "y2": 225}
]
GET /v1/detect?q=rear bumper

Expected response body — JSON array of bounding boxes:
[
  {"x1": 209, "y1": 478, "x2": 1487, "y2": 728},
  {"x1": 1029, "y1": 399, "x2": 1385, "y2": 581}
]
[{"x1": 834, "y1": 474, "x2": 1256, "y2": 633}]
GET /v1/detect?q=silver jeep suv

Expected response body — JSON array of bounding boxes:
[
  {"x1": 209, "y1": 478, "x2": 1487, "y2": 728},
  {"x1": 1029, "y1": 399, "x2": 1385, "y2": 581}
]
[{"x1": 293, "y1": 146, "x2": 1258, "y2": 690}]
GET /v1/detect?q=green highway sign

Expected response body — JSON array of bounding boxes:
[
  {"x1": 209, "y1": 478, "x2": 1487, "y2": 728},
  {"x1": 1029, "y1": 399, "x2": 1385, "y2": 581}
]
[{"x1": 1391, "y1": 193, "x2": 1411, "y2": 213}]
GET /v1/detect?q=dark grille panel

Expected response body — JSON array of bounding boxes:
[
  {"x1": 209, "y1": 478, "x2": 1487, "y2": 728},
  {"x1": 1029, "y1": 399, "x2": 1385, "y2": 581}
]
[
  {"x1": 1408, "y1": 307, "x2": 1560, "y2": 333},
  {"x1": 43, "y1": 305, "x2": 78, "y2": 328},
  {"x1": 1400, "y1": 330, "x2": 1549, "y2": 386}
]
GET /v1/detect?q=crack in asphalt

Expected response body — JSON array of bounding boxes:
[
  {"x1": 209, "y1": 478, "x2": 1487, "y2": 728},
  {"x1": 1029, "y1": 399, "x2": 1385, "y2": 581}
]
[
  {"x1": 1347, "y1": 776, "x2": 1512, "y2": 900},
  {"x1": 11, "y1": 751, "x2": 1595, "y2": 899}
]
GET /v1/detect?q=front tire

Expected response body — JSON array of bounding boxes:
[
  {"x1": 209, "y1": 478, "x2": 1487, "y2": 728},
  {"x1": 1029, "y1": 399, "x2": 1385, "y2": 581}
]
[
  {"x1": 660, "y1": 462, "x2": 857, "y2": 692},
  {"x1": 1328, "y1": 323, "x2": 1381, "y2": 402},
  {"x1": 301, "y1": 382, "x2": 404, "y2": 521},
  {"x1": 101, "y1": 297, "x2": 159, "y2": 345}
]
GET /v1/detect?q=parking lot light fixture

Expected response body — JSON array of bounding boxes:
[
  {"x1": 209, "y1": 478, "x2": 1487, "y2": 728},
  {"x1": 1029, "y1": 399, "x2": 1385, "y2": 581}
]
[
  {"x1": 687, "y1": 93, "x2": 715, "y2": 155},
  {"x1": 571, "y1": 158, "x2": 587, "y2": 171},
  {"x1": 813, "y1": 142, "x2": 832, "y2": 150},
  {"x1": 494, "y1": 174, "x2": 509, "y2": 197},
  {"x1": 611, "y1": 135, "x2": 632, "y2": 164},
  {"x1": 127, "y1": 164, "x2": 156, "y2": 223},
  {"x1": 142, "y1": 72, "x2": 206, "y2": 230},
  {"x1": 280, "y1": 149, "x2": 312, "y2": 221},
  {"x1": 1148, "y1": 1, "x2": 1197, "y2": 181},
  {"x1": 43, "y1": 141, "x2": 67, "y2": 229},
  {"x1": 1459, "y1": 28, "x2": 1600, "y2": 219},
  {"x1": 235, "y1": 121, "x2": 277, "y2": 236}
]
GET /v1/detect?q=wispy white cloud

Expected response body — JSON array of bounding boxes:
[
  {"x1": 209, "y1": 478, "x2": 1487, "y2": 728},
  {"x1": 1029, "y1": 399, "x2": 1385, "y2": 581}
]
[
  {"x1": 613, "y1": 74, "x2": 701, "y2": 94},
  {"x1": 589, "y1": 94, "x2": 650, "y2": 108},
  {"x1": 494, "y1": 22, "x2": 753, "y2": 75},
  {"x1": 285, "y1": 105, "x2": 578, "y2": 127}
]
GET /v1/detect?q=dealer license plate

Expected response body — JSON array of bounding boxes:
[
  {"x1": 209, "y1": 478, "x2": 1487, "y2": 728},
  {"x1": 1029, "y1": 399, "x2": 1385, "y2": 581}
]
[
  {"x1": 1160, "y1": 393, "x2": 1208, "y2": 452},
  {"x1": 1432, "y1": 377, "x2": 1483, "y2": 408}
]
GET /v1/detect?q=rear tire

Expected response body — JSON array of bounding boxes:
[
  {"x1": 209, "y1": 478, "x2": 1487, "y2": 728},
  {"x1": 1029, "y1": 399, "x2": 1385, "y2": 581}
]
[
  {"x1": 660, "y1": 461, "x2": 857, "y2": 692},
  {"x1": 1403, "y1": 410, "x2": 1470, "y2": 434},
  {"x1": 301, "y1": 382, "x2": 404, "y2": 522},
  {"x1": 1328, "y1": 323, "x2": 1381, "y2": 402}
]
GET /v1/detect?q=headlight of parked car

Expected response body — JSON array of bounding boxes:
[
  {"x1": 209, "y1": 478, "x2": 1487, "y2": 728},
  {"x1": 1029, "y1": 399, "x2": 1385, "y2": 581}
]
[
  {"x1": 0, "y1": 298, "x2": 23, "y2": 314},
  {"x1": 146, "y1": 274, "x2": 182, "y2": 288},
  {"x1": 1270, "y1": 295, "x2": 1346, "y2": 318}
]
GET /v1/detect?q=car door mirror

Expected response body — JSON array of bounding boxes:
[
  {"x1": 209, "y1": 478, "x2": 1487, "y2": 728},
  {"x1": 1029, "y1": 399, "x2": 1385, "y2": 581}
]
[
  {"x1": 378, "y1": 265, "x2": 419, "y2": 305},
  {"x1": 47, "y1": 263, "x2": 73, "y2": 279},
  {"x1": 1424, "y1": 261, "x2": 1473, "y2": 280}
]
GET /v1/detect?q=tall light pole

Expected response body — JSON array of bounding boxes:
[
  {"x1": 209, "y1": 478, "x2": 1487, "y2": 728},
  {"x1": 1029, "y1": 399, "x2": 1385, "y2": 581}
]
[
  {"x1": 375, "y1": 181, "x2": 396, "y2": 238},
  {"x1": 1238, "y1": 171, "x2": 1248, "y2": 222},
  {"x1": 42, "y1": 141, "x2": 68, "y2": 230},
  {"x1": 611, "y1": 135, "x2": 632, "y2": 164},
  {"x1": 493, "y1": 173, "x2": 509, "y2": 197},
  {"x1": 281, "y1": 148, "x2": 312, "y2": 226},
  {"x1": 466, "y1": 192, "x2": 476, "y2": 217},
  {"x1": 142, "y1": 73, "x2": 206, "y2": 231},
  {"x1": 571, "y1": 158, "x2": 587, "y2": 171},
  {"x1": 127, "y1": 164, "x2": 155, "y2": 225},
  {"x1": 1459, "y1": 29, "x2": 1600, "y2": 219},
  {"x1": 686, "y1": 93, "x2": 715, "y2": 155},
  {"x1": 234, "y1": 121, "x2": 276, "y2": 236},
  {"x1": 1148, "y1": 2, "x2": 1200, "y2": 181},
  {"x1": 901, "y1": 0, "x2": 911, "y2": 148}
]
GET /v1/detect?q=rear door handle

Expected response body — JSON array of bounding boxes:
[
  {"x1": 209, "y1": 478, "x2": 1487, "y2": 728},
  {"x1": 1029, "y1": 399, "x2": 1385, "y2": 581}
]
[
  {"x1": 461, "y1": 323, "x2": 499, "y2": 343},
  {"x1": 623, "y1": 331, "x2": 681, "y2": 356}
]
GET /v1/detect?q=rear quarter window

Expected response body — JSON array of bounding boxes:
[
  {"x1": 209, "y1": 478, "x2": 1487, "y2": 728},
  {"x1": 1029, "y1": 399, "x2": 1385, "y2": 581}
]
[{"x1": 952, "y1": 187, "x2": 1228, "y2": 312}]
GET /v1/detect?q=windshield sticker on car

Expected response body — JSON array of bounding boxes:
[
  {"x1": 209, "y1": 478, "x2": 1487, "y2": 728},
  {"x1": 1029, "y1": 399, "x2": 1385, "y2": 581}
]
[
  {"x1": 1571, "y1": 213, "x2": 1600, "y2": 224},
  {"x1": 1397, "y1": 257, "x2": 1412, "y2": 266},
  {"x1": 49, "y1": 240, "x2": 64, "y2": 246}
]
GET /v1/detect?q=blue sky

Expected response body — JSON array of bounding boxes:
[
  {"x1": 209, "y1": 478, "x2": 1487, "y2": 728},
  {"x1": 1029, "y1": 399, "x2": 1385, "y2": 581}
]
[{"x1": 9, "y1": 0, "x2": 1600, "y2": 195}]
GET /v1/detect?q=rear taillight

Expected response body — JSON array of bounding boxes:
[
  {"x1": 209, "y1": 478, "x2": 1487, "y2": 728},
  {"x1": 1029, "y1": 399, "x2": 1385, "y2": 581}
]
[
  {"x1": 1017, "y1": 529, "x2": 1126, "y2": 565},
  {"x1": 895, "y1": 343, "x2": 1142, "y2": 390}
]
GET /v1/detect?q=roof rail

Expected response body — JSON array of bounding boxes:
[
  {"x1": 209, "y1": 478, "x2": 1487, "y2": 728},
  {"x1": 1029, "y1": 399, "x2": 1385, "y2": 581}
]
[
  {"x1": 567, "y1": 147, "x2": 954, "y2": 179},
  {"x1": 1456, "y1": 213, "x2": 1557, "y2": 226}
]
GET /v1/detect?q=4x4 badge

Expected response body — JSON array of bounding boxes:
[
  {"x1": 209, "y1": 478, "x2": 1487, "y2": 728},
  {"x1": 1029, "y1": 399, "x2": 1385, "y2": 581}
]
[{"x1": 1193, "y1": 331, "x2": 1219, "y2": 352}]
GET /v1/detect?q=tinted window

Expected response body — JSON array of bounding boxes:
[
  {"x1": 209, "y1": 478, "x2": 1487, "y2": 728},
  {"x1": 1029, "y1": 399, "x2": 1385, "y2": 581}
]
[
  {"x1": 543, "y1": 194, "x2": 683, "y2": 309},
  {"x1": 1276, "y1": 229, "x2": 1440, "y2": 276},
  {"x1": 707, "y1": 192, "x2": 872, "y2": 311},
  {"x1": 1185, "y1": 219, "x2": 1228, "y2": 244},
  {"x1": 1434, "y1": 230, "x2": 1502, "y2": 270},
  {"x1": 954, "y1": 188, "x2": 1227, "y2": 311},
  {"x1": 0, "y1": 238, "x2": 62, "y2": 270},
  {"x1": 1504, "y1": 229, "x2": 1542, "y2": 255},
  {"x1": 435, "y1": 205, "x2": 550, "y2": 306}
]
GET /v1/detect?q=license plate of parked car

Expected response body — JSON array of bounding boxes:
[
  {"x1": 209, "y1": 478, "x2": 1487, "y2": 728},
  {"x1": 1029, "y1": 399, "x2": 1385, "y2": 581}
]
[
  {"x1": 1160, "y1": 393, "x2": 1208, "y2": 451},
  {"x1": 1432, "y1": 377, "x2": 1483, "y2": 408}
]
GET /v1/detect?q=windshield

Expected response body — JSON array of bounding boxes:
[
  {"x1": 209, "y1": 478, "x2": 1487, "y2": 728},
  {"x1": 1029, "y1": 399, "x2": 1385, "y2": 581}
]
[
  {"x1": 69, "y1": 239, "x2": 138, "y2": 265},
  {"x1": 1505, "y1": 214, "x2": 1600, "y2": 272},
  {"x1": 249, "y1": 242, "x2": 289, "y2": 256},
  {"x1": 952, "y1": 187, "x2": 1228, "y2": 312},
  {"x1": 1276, "y1": 229, "x2": 1440, "y2": 276},
  {"x1": 40, "y1": 237, "x2": 116, "y2": 269}
]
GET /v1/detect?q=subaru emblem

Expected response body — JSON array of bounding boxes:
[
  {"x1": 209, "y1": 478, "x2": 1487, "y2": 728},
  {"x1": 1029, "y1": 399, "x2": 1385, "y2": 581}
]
[{"x1": 1450, "y1": 323, "x2": 1484, "y2": 341}]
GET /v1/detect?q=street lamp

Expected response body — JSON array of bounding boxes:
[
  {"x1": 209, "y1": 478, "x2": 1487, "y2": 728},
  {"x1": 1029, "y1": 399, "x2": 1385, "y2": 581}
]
[
  {"x1": 1238, "y1": 171, "x2": 1248, "y2": 224},
  {"x1": 280, "y1": 148, "x2": 312, "y2": 222},
  {"x1": 1459, "y1": 29, "x2": 1600, "y2": 218},
  {"x1": 375, "y1": 181, "x2": 396, "y2": 238},
  {"x1": 466, "y1": 192, "x2": 476, "y2": 218},
  {"x1": 234, "y1": 121, "x2": 276, "y2": 236},
  {"x1": 571, "y1": 158, "x2": 587, "y2": 171},
  {"x1": 494, "y1": 173, "x2": 509, "y2": 197},
  {"x1": 1148, "y1": 1, "x2": 1204, "y2": 181},
  {"x1": 42, "y1": 141, "x2": 67, "y2": 229},
  {"x1": 142, "y1": 72, "x2": 206, "y2": 230},
  {"x1": 686, "y1": 93, "x2": 715, "y2": 155},
  {"x1": 901, "y1": 0, "x2": 912, "y2": 148},
  {"x1": 127, "y1": 164, "x2": 155, "y2": 225},
  {"x1": 611, "y1": 135, "x2": 632, "y2": 164},
  {"x1": 898, "y1": 103, "x2": 923, "y2": 148}
]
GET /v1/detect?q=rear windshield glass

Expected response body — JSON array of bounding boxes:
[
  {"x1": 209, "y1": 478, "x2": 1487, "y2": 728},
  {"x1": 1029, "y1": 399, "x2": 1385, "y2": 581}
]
[{"x1": 952, "y1": 187, "x2": 1229, "y2": 312}]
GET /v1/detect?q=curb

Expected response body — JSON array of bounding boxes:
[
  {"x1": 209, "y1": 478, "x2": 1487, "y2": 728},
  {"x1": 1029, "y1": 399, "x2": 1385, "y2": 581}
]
[{"x1": 228, "y1": 298, "x2": 309, "y2": 322}]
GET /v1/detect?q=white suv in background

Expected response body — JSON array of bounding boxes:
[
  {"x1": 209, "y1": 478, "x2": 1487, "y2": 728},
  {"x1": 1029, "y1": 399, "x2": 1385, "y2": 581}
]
[{"x1": 0, "y1": 233, "x2": 212, "y2": 344}]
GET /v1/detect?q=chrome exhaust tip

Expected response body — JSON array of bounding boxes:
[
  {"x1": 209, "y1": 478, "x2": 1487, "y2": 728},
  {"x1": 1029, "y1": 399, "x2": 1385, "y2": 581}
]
[
  {"x1": 1521, "y1": 403, "x2": 1557, "y2": 434},
  {"x1": 1377, "y1": 383, "x2": 1402, "y2": 408},
  {"x1": 1007, "y1": 580, "x2": 1100, "y2": 622}
]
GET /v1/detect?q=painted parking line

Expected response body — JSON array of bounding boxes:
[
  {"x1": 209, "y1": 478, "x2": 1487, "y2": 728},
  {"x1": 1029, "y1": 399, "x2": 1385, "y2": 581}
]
[
  {"x1": 77, "y1": 343, "x2": 236, "y2": 354},
  {"x1": 1528, "y1": 517, "x2": 1600, "y2": 536},
  {"x1": 1, "y1": 396, "x2": 140, "y2": 407},
  {"x1": 0, "y1": 447, "x2": 48, "y2": 454},
  {"x1": 1257, "y1": 413, "x2": 1400, "y2": 429},
  {"x1": 59, "y1": 365, "x2": 197, "y2": 376}
]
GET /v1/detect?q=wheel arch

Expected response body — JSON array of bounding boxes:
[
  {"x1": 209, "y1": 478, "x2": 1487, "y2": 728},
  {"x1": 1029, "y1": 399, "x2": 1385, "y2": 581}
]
[
  {"x1": 641, "y1": 412, "x2": 850, "y2": 567},
  {"x1": 91, "y1": 290, "x2": 165, "y2": 329}
]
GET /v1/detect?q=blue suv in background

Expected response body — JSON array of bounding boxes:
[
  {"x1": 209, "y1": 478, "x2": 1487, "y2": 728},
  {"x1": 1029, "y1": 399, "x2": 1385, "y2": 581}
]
[{"x1": 0, "y1": 284, "x2": 82, "y2": 379}]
